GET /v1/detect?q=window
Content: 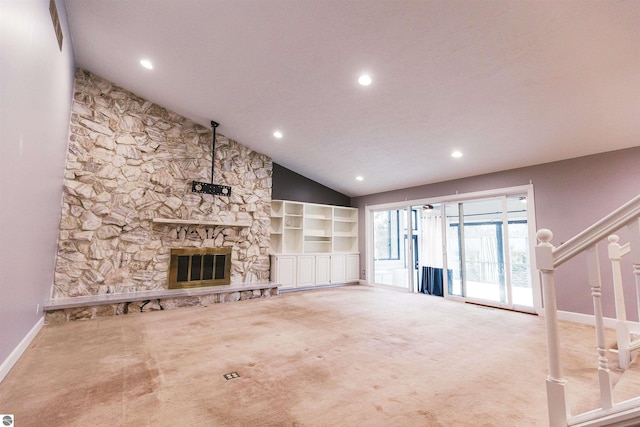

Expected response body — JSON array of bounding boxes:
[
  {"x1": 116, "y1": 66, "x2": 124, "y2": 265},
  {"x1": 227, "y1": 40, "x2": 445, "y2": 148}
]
[{"x1": 373, "y1": 210, "x2": 400, "y2": 260}]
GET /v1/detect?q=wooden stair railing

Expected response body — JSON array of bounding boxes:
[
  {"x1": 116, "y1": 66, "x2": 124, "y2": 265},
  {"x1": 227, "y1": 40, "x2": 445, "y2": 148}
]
[{"x1": 536, "y1": 194, "x2": 640, "y2": 427}]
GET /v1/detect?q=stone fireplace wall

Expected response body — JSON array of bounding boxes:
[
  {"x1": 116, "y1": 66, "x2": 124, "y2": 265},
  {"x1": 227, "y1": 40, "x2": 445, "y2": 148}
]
[{"x1": 53, "y1": 69, "x2": 272, "y2": 299}]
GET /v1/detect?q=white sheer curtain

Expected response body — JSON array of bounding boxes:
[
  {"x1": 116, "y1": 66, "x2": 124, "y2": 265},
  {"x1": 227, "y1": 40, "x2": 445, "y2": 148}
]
[
  {"x1": 481, "y1": 234, "x2": 498, "y2": 283},
  {"x1": 420, "y1": 211, "x2": 443, "y2": 268}
]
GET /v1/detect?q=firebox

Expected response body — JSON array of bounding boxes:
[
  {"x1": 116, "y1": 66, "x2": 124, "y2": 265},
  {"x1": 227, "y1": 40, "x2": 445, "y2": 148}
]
[{"x1": 169, "y1": 247, "x2": 232, "y2": 289}]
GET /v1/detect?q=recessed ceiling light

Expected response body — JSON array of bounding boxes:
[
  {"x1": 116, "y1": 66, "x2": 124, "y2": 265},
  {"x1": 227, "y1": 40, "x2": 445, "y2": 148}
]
[
  {"x1": 273, "y1": 130, "x2": 283, "y2": 139},
  {"x1": 356, "y1": 176, "x2": 364, "y2": 181},
  {"x1": 451, "y1": 150, "x2": 463, "y2": 158},
  {"x1": 358, "y1": 74, "x2": 372, "y2": 86},
  {"x1": 140, "y1": 59, "x2": 153, "y2": 70}
]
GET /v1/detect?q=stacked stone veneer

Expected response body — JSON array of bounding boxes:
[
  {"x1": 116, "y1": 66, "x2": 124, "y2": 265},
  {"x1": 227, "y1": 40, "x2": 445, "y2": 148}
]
[{"x1": 52, "y1": 70, "x2": 272, "y2": 304}]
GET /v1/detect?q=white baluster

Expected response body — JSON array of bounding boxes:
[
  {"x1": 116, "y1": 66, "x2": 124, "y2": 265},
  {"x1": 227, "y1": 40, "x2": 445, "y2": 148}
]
[
  {"x1": 609, "y1": 235, "x2": 627, "y2": 322},
  {"x1": 609, "y1": 234, "x2": 631, "y2": 369},
  {"x1": 536, "y1": 229, "x2": 569, "y2": 426},
  {"x1": 627, "y1": 218, "x2": 640, "y2": 326},
  {"x1": 586, "y1": 244, "x2": 613, "y2": 409}
]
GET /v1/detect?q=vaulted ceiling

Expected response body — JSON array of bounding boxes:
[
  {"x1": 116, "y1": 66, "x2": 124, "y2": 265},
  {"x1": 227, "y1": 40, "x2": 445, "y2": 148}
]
[{"x1": 65, "y1": 0, "x2": 640, "y2": 197}]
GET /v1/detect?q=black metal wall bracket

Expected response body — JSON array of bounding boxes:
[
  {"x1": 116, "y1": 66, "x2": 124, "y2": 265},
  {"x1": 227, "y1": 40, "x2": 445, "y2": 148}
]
[
  {"x1": 191, "y1": 181, "x2": 231, "y2": 196},
  {"x1": 192, "y1": 120, "x2": 232, "y2": 197}
]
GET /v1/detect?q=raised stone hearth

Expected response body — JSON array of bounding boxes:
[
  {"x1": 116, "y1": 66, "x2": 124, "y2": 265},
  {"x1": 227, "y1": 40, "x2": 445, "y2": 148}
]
[{"x1": 44, "y1": 283, "x2": 279, "y2": 324}]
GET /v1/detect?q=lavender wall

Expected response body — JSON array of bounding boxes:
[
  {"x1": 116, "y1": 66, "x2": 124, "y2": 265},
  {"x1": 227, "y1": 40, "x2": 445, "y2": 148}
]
[
  {"x1": 0, "y1": 0, "x2": 74, "y2": 375},
  {"x1": 352, "y1": 147, "x2": 640, "y2": 318}
]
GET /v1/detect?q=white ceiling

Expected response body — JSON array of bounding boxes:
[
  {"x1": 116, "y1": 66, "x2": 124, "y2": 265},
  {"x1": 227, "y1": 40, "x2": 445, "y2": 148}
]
[{"x1": 64, "y1": 0, "x2": 640, "y2": 198}]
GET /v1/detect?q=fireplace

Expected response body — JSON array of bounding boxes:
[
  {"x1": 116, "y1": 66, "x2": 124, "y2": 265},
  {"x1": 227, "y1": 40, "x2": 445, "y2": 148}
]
[{"x1": 169, "y1": 247, "x2": 232, "y2": 289}]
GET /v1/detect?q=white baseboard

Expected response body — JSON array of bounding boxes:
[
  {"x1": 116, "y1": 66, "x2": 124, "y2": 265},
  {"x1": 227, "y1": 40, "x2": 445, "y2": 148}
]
[
  {"x1": 0, "y1": 317, "x2": 44, "y2": 383},
  {"x1": 370, "y1": 283, "x2": 412, "y2": 293},
  {"x1": 557, "y1": 310, "x2": 618, "y2": 329}
]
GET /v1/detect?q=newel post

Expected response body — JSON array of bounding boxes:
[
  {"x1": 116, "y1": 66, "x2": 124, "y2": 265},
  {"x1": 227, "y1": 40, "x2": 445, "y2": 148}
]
[{"x1": 536, "y1": 229, "x2": 569, "y2": 426}]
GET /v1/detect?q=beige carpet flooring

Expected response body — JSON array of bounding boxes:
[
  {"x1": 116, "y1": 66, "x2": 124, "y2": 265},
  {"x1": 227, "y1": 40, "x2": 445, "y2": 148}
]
[{"x1": 1, "y1": 285, "x2": 638, "y2": 426}]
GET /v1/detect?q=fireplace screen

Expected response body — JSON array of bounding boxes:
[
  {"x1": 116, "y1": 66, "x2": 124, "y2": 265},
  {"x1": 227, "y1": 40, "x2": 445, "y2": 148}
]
[{"x1": 169, "y1": 247, "x2": 231, "y2": 289}]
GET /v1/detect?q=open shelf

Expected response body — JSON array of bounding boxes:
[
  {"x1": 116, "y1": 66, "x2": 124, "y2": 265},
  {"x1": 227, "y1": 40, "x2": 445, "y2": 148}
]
[
  {"x1": 271, "y1": 200, "x2": 284, "y2": 217},
  {"x1": 284, "y1": 215, "x2": 303, "y2": 229},
  {"x1": 333, "y1": 220, "x2": 356, "y2": 236},
  {"x1": 304, "y1": 237, "x2": 332, "y2": 254},
  {"x1": 270, "y1": 216, "x2": 283, "y2": 234},
  {"x1": 285, "y1": 202, "x2": 304, "y2": 216},
  {"x1": 304, "y1": 217, "x2": 332, "y2": 238},
  {"x1": 305, "y1": 204, "x2": 332, "y2": 220},
  {"x1": 333, "y1": 206, "x2": 357, "y2": 222}
]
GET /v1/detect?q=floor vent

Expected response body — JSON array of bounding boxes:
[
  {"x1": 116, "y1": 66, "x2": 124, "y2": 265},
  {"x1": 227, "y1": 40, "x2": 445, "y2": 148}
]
[{"x1": 224, "y1": 372, "x2": 240, "y2": 380}]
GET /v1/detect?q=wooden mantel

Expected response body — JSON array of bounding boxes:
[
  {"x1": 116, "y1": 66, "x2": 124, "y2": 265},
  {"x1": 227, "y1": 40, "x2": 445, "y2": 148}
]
[{"x1": 152, "y1": 218, "x2": 252, "y2": 227}]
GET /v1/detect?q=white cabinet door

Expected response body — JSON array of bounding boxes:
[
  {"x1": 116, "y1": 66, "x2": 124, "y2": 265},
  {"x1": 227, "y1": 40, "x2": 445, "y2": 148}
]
[
  {"x1": 331, "y1": 254, "x2": 346, "y2": 283},
  {"x1": 297, "y1": 255, "x2": 315, "y2": 287},
  {"x1": 346, "y1": 254, "x2": 359, "y2": 282},
  {"x1": 315, "y1": 255, "x2": 331, "y2": 285},
  {"x1": 271, "y1": 255, "x2": 296, "y2": 288}
]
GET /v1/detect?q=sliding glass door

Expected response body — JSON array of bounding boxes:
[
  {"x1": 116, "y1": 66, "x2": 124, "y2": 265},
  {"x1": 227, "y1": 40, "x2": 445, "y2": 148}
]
[
  {"x1": 368, "y1": 186, "x2": 537, "y2": 313},
  {"x1": 444, "y1": 195, "x2": 533, "y2": 310}
]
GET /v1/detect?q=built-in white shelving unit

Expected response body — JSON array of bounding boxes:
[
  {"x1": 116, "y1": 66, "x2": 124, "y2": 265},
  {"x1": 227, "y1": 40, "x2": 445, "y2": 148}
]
[{"x1": 270, "y1": 200, "x2": 359, "y2": 289}]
